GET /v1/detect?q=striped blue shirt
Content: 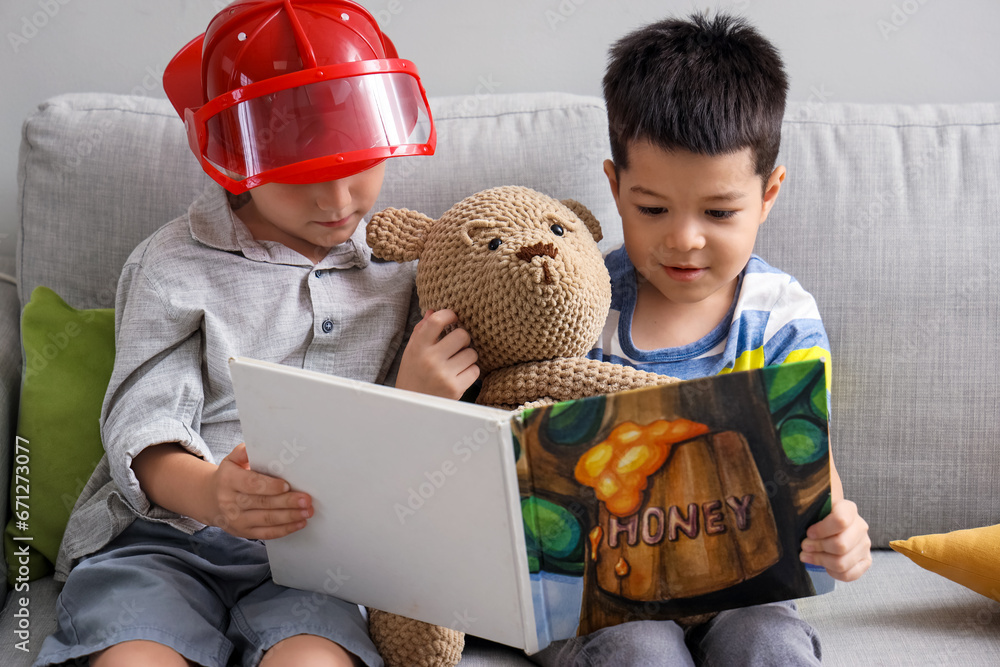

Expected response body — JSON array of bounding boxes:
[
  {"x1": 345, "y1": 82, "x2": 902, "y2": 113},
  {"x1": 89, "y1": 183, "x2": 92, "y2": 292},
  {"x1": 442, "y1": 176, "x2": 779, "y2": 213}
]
[{"x1": 588, "y1": 247, "x2": 831, "y2": 384}]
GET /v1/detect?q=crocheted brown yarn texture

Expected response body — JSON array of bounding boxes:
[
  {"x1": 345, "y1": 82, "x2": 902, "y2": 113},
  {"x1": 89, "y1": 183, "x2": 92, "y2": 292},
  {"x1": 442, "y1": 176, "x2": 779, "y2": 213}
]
[
  {"x1": 478, "y1": 357, "x2": 675, "y2": 410},
  {"x1": 368, "y1": 186, "x2": 613, "y2": 375},
  {"x1": 368, "y1": 609, "x2": 464, "y2": 667}
]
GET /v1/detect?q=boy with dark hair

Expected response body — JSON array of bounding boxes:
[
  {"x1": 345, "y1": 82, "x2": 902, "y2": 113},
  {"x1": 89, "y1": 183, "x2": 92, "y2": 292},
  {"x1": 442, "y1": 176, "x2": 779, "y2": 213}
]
[{"x1": 535, "y1": 13, "x2": 871, "y2": 666}]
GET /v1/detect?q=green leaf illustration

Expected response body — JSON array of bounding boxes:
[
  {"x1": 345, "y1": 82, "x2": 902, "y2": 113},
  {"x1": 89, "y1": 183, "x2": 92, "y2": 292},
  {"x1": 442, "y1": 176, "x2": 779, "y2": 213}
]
[
  {"x1": 521, "y1": 496, "x2": 585, "y2": 575},
  {"x1": 779, "y1": 417, "x2": 828, "y2": 464},
  {"x1": 765, "y1": 360, "x2": 819, "y2": 413},
  {"x1": 543, "y1": 395, "x2": 606, "y2": 446}
]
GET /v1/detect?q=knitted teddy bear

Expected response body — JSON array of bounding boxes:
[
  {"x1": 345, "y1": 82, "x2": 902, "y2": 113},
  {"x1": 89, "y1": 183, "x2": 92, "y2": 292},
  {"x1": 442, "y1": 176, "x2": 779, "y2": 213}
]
[{"x1": 363, "y1": 186, "x2": 678, "y2": 667}]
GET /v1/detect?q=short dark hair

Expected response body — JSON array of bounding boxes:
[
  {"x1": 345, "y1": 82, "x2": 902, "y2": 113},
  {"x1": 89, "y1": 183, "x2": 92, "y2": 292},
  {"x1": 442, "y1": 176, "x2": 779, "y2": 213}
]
[{"x1": 603, "y1": 13, "x2": 788, "y2": 180}]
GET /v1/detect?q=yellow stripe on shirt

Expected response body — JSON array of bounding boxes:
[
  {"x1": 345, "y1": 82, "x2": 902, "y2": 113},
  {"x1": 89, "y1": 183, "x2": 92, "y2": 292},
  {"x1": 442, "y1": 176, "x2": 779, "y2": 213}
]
[
  {"x1": 718, "y1": 345, "x2": 832, "y2": 392},
  {"x1": 719, "y1": 346, "x2": 766, "y2": 375}
]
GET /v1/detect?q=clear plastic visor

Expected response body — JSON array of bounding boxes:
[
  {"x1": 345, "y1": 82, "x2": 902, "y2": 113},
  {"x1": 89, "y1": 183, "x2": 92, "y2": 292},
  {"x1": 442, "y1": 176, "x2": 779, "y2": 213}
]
[{"x1": 204, "y1": 71, "x2": 432, "y2": 180}]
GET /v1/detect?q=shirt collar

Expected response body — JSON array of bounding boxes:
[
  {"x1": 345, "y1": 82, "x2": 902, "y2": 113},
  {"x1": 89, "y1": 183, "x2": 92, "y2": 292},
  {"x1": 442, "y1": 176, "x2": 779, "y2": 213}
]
[{"x1": 187, "y1": 184, "x2": 371, "y2": 270}]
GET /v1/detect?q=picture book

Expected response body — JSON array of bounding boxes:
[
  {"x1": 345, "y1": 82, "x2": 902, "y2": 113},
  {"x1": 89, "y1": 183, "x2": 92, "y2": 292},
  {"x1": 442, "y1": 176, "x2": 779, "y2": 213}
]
[{"x1": 229, "y1": 356, "x2": 834, "y2": 653}]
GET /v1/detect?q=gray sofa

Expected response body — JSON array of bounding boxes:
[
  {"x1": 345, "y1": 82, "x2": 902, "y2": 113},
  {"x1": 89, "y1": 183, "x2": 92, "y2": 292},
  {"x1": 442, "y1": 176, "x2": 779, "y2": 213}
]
[{"x1": 1, "y1": 91, "x2": 999, "y2": 665}]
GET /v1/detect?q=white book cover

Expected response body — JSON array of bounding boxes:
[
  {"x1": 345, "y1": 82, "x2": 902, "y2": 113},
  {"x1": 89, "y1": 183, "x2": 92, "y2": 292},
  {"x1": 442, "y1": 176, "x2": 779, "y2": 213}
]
[{"x1": 229, "y1": 357, "x2": 539, "y2": 652}]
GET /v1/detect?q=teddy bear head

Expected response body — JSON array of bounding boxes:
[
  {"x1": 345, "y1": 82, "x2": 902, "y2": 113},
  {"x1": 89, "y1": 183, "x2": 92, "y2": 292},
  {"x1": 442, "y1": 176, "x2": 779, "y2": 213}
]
[{"x1": 367, "y1": 186, "x2": 612, "y2": 375}]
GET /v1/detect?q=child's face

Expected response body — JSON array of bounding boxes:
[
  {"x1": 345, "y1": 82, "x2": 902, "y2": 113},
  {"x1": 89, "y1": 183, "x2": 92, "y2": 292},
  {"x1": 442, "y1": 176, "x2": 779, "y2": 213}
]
[
  {"x1": 239, "y1": 162, "x2": 387, "y2": 262},
  {"x1": 605, "y1": 142, "x2": 784, "y2": 311}
]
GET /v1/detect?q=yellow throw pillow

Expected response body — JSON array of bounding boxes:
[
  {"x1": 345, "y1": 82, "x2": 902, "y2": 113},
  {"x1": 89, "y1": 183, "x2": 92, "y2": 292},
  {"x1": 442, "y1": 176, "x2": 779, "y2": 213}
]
[{"x1": 890, "y1": 524, "x2": 1000, "y2": 602}]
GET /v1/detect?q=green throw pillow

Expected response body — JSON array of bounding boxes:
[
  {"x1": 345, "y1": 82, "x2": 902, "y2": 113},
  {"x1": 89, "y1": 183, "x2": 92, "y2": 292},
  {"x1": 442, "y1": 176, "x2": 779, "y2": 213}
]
[{"x1": 5, "y1": 286, "x2": 114, "y2": 585}]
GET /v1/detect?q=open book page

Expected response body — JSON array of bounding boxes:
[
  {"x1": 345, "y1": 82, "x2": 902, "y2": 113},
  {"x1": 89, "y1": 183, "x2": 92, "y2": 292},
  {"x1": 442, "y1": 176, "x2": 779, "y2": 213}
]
[{"x1": 512, "y1": 358, "x2": 833, "y2": 637}]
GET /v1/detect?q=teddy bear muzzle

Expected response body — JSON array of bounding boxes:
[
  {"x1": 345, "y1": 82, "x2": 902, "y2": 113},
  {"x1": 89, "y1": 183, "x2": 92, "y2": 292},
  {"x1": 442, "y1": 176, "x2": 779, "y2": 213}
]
[{"x1": 515, "y1": 241, "x2": 559, "y2": 285}]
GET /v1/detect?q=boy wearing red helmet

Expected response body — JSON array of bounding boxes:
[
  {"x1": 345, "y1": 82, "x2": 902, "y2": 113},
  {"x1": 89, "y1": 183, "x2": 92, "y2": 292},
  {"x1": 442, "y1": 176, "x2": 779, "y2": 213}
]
[{"x1": 35, "y1": 2, "x2": 477, "y2": 666}]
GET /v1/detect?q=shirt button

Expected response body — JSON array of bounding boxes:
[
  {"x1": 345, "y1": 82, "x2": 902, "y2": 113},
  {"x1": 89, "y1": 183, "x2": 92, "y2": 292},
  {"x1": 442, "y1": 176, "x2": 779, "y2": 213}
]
[
  {"x1": 322, "y1": 319, "x2": 333, "y2": 333},
  {"x1": 314, "y1": 270, "x2": 323, "y2": 278}
]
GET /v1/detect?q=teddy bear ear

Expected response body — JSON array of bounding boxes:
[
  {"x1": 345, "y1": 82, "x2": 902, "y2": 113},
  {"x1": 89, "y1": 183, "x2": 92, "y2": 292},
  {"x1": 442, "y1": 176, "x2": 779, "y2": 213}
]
[
  {"x1": 366, "y1": 208, "x2": 436, "y2": 262},
  {"x1": 560, "y1": 198, "x2": 603, "y2": 243}
]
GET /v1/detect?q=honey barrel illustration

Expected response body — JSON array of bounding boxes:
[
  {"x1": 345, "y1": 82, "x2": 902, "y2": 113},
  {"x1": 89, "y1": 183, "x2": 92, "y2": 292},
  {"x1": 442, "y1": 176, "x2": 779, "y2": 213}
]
[{"x1": 575, "y1": 420, "x2": 781, "y2": 619}]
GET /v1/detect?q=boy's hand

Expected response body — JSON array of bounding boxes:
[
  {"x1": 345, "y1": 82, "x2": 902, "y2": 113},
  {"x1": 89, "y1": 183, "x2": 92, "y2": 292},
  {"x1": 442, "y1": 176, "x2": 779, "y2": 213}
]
[
  {"x1": 206, "y1": 443, "x2": 314, "y2": 540},
  {"x1": 800, "y1": 498, "x2": 872, "y2": 582},
  {"x1": 395, "y1": 309, "x2": 480, "y2": 399}
]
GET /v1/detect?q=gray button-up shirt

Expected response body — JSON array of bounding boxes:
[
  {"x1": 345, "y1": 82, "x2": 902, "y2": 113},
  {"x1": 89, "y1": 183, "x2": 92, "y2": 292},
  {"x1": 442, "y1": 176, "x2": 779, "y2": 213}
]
[{"x1": 56, "y1": 185, "x2": 417, "y2": 578}]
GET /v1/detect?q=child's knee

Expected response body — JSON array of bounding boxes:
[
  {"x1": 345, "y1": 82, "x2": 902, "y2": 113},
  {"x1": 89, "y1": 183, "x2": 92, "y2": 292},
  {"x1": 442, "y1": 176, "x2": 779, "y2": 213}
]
[
  {"x1": 535, "y1": 620, "x2": 694, "y2": 667},
  {"x1": 90, "y1": 639, "x2": 189, "y2": 667},
  {"x1": 692, "y1": 602, "x2": 821, "y2": 666},
  {"x1": 261, "y1": 634, "x2": 361, "y2": 667}
]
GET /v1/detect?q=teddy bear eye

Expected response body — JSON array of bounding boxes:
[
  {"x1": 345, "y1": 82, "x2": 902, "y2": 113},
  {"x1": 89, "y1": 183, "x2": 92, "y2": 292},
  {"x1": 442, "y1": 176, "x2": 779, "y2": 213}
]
[
  {"x1": 550, "y1": 224, "x2": 565, "y2": 236},
  {"x1": 488, "y1": 238, "x2": 503, "y2": 251}
]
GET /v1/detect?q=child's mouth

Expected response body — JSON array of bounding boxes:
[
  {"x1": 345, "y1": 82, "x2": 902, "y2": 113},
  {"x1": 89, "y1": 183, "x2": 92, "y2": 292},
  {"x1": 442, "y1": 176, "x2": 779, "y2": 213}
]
[
  {"x1": 664, "y1": 266, "x2": 705, "y2": 282},
  {"x1": 314, "y1": 217, "x2": 350, "y2": 228}
]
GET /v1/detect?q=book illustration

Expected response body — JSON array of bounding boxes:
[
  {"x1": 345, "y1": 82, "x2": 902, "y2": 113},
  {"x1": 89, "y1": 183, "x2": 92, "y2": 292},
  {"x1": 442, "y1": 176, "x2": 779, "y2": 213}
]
[
  {"x1": 580, "y1": 425, "x2": 781, "y2": 601},
  {"x1": 514, "y1": 358, "x2": 831, "y2": 637}
]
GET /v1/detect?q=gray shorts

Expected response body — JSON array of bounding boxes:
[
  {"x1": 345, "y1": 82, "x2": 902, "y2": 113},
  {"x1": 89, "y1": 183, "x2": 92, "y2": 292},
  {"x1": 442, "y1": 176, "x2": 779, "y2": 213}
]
[
  {"x1": 34, "y1": 519, "x2": 383, "y2": 667},
  {"x1": 530, "y1": 601, "x2": 821, "y2": 667}
]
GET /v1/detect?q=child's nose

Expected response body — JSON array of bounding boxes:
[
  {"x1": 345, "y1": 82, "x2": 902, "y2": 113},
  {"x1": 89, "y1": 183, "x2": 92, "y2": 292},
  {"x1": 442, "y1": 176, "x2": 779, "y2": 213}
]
[
  {"x1": 315, "y1": 181, "x2": 351, "y2": 214},
  {"x1": 664, "y1": 218, "x2": 706, "y2": 251}
]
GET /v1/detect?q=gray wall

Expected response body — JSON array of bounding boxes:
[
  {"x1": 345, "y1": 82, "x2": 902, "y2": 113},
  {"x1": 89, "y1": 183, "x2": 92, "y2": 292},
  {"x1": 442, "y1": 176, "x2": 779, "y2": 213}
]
[{"x1": 3, "y1": 0, "x2": 999, "y2": 265}]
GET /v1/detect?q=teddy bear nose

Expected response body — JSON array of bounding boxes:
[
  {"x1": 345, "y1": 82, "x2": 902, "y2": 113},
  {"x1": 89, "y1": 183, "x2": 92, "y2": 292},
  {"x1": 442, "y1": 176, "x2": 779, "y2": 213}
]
[
  {"x1": 516, "y1": 242, "x2": 559, "y2": 284},
  {"x1": 515, "y1": 242, "x2": 558, "y2": 262}
]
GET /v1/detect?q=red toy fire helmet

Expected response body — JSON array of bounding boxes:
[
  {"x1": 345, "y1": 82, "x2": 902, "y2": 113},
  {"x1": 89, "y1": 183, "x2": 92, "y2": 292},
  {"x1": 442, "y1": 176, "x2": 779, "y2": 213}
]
[{"x1": 163, "y1": 0, "x2": 435, "y2": 194}]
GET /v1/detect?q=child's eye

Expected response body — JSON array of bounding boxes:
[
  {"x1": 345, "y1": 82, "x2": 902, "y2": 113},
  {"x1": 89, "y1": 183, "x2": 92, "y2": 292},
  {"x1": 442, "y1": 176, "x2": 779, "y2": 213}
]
[
  {"x1": 637, "y1": 206, "x2": 666, "y2": 217},
  {"x1": 707, "y1": 210, "x2": 737, "y2": 220},
  {"x1": 488, "y1": 238, "x2": 503, "y2": 251}
]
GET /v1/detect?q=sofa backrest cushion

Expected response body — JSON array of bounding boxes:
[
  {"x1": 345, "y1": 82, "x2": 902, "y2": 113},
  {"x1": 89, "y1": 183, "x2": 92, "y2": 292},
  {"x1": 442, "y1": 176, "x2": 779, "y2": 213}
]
[
  {"x1": 15, "y1": 93, "x2": 1000, "y2": 547},
  {"x1": 16, "y1": 92, "x2": 618, "y2": 310},
  {"x1": 760, "y1": 103, "x2": 1000, "y2": 546}
]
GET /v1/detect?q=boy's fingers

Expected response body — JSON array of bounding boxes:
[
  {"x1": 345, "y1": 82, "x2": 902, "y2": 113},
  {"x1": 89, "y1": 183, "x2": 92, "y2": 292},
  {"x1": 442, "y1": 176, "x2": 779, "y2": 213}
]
[
  {"x1": 802, "y1": 530, "x2": 856, "y2": 557},
  {"x1": 802, "y1": 514, "x2": 869, "y2": 553},
  {"x1": 806, "y1": 500, "x2": 860, "y2": 540},
  {"x1": 415, "y1": 309, "x2": 458, "y2": 337},
  {"x1": 220, "y1": 513, "x2": 309, "y2": 541},
  {"x1": 226, "y1": 442, "x2": 250, "y2": 469},
  {"x1": 427, "y1": 308, "x2": 458, "y2": 323},
  {"x1": 802, "y1": 516, "x2": 850, "y2": 552},
  {"x1": 835, "y1": 549, "x2": 874, "y2": 582},
  {"x1": 242, "y1": 491, "x2": 311, "y2": 512},
  {"x1": 234, "y1": 467, "x2": 292, "y2": 497},
  {"x1": 801, "y1": 539, "x2": 872, "y2": 582},
  {"x1": 452, "y1": 347, "x2": 479, "y2": 372},
  {"x1": 438, "y1": 332, "x2": 477, "y2": 364},
  {"x1": 440, "y1": 325, "x2": 472, "y2": 349},
  {"x1": 457, "y1": 364, "x2": 481, "y2": 387},
  {"x1": 250, "y1": 519, "x2": 309, "y2": 541},
  {"x1": 245, "y1": 504, "x2": 313, "y2": 525}
]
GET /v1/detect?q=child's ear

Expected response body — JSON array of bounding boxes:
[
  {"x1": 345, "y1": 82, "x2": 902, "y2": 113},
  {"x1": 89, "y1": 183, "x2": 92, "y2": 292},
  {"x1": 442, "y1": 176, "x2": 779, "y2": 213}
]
[
  {"x1": 366, "y1": 208, "x2": 436, "y2": 262},
  {"x1": 759, "y1": 165, "x2": 786, "y2": 223},
  {"x1": 603, "y1": 159, "x2": 621, "y2": 208},
  {"x1": 560, "y1": 199, "x2": 603, "y2": 243}
]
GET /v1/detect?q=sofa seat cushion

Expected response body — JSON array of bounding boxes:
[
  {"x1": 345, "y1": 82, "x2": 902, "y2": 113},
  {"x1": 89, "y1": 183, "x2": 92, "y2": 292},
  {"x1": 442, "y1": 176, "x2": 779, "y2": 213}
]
[{"x1": 798, "y1": 550, "x2": 1000, "y2": 665}]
